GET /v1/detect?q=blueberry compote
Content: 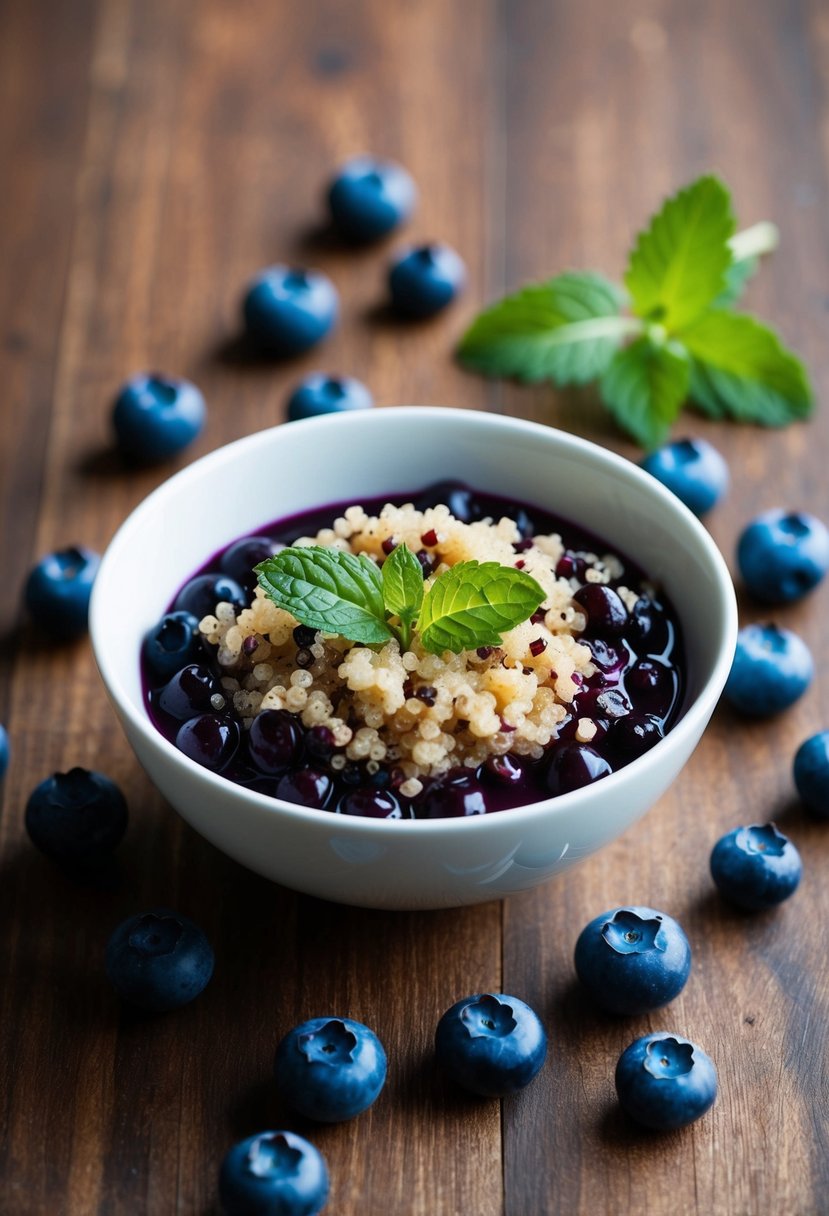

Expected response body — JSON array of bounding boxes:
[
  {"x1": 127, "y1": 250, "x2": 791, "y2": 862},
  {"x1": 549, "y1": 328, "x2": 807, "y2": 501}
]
[{"x1": 143, "y1": 483, "x2": 684, "y2": 818}]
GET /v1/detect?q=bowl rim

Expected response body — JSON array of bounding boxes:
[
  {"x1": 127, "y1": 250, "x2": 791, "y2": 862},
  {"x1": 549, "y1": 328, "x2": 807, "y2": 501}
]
[{"x1": 90, "y1": 407, "x2": 738, "y2": 835}]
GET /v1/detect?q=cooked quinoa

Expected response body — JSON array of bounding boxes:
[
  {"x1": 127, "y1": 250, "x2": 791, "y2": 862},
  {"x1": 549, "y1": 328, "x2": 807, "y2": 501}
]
[{"x1": 198, "y1": 499, "x2": 641, "y2": 796}]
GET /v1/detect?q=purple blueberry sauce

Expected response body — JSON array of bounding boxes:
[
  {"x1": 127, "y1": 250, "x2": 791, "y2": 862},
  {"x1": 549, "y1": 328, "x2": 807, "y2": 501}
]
[{"x1": 142, "y1": 483, "x2": 685, "y2": 818}]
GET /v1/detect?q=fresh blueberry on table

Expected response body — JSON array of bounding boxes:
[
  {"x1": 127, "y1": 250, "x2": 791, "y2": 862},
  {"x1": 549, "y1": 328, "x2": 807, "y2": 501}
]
[
  {"x1": 286, "y1": 373, "x2": 373, "y2": 421},
  {"x1": 105, "y1": 908, "x2": 214, "y2": 1012},
  {"x1": 737, "y1": 509, "x2": 829, "y2": 603},
  {"x1": 388, "y1": 243, "x2": 466, "y2": 318},
  {"x1": 639, "y1": 438, "x2": 729, "y2": 517},
  {"x1": 243, "y1": 265, "x2": 338, "y2": 356},
  {"x1": 723, "y1": 623, "x2": 814, "y2": 716},
  {"x1": 142, "y1": 611, "x2": 203, "y2": 684},
  {"x1": 435, "y1": 993, "x2": 547, "y2": 1097},
  {"x1": 0, "y1": 724, "x2": 8, "y2": 780},
  {"x1": 574, "y1": 906, "x2": 691, "y2": 1015},
  {"x1": 615, "y1": 1033, "x2": 717, "y2": 1130},
  {"x1": 112, "y1": 373, "x2": 206, "y2": 464},
  {"x1": 24, "y1": 545, "x2": 100, "y2": 640},
  {"x1": 327, "y1": 155, "x2": 416, "y2": 242},
  {"x1": 274, "y1": 1016, "x2": 387, "y2": 1121},
  {"x1": 25, "y1": 767, "x2": 128, "y2": 866},
  {"x1": 710, "y1": 823, "x2": 802, "y2": 910},
  {"x1": 793, "y1": 730, "x2": 829, "y2": 819},
  {"x1": 172, "y1": 572, "x2": 248, "y2": 620},
  {"x1": 219, "y1": 1129, "x2": 329, "y2": 1216}
]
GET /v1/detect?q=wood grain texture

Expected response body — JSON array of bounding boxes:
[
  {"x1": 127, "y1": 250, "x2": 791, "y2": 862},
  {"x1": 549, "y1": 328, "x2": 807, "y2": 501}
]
[{"x1": 1, "y1": 0, "x2": 828, "y2": 1213}]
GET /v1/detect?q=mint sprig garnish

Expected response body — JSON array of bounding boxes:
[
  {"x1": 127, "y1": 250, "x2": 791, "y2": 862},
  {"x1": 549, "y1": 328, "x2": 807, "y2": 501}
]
[
  {"x1": 457, "y1": 175, "x2": 813, "y2": 448},
  {"x1": 256, "y1": 545, "x2": 545, "y2": 657}
]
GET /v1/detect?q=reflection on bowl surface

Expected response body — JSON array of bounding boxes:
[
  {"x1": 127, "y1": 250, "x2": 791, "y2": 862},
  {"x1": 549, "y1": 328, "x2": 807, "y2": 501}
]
[{"x1": 91, "y1": 408, "x2": 737, "y2": 909}]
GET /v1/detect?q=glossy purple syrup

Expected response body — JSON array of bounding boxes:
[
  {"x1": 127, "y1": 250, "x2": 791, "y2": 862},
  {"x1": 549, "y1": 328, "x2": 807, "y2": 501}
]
[{"x1": 143, "y1": 483, "x2": 686, "y2": 817}]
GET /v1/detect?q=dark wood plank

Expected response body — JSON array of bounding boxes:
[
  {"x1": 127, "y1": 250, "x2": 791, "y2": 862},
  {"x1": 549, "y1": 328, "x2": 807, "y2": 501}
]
[
  {"x1": 500, "y1": 1, "x2": 829, "y2": 1213},
  {"x1": 0, "y1": 1, "x2": 503, "y2": 1213}
]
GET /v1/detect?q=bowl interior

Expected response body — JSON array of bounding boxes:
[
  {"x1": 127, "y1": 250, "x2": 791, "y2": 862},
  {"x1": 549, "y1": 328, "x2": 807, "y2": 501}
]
[{"x1": 92, "y1": 408, "x2": 735, "y2": 800}]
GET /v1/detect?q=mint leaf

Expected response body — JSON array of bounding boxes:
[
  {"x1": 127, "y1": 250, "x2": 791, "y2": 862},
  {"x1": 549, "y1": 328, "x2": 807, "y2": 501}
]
[
  {"x1": 682, "y1": 310, "x2": 813, "y2": 426},
  {"x1": 457, "y1": 272, "x2": 638, "y2": 386},
  {"x1": 625, "y1": 176, "x2": 736, "y2": 330},
  {"x1": 382, "y1": 544, "x2": 424, "y2": 649},
  {"x1": 600, "y1": 337, "x2": 690, "y2": 449},
  {"x1": 418, "y1": 561, "x2": 545, "y2": 656},
  {"x1": 256, "y1": 546, "x2": 393, "y2": 644}
]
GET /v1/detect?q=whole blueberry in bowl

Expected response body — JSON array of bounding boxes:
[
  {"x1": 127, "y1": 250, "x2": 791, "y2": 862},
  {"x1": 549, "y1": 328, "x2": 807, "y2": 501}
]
[
  {"x1": 327, "y1": 155, "x2": 416, "y2": 243},
  {"x1": 105, "y1": 908, "x2": 214, "y2": 1012},
  {"x1": 24, "y1": 545, "x2": 100, "y2": 639},
  {"x1": 243, "y1": 266, "x2": 338, "y2": 357},
  {"x1": 286, "y1": 374, "x2": 373, "y2": 421},
  {"x1": 156, "y1": 664, "x2": 225, "y2": 720},
  {"x1": 710, "y1": 822, "x2": 802, "y2": 910},
  {"x1": 25, "y1": 767, "x2": 128, "y2": 866},
  {"x1": 615, "y1": 1033, "x2": 717, "y2": 1130},
  {"x1": 435, "y1": 992, "x2": 547, "y2": 1097},
  {"x1": 219, "y1": 1130, "x2": 329, "y2": 1216},
  {"x1": 723, "y1": 623, "x2": 813, "y2": 716},
  {"x1": 388, "y1": 243, "x2": 466, "y2": 318},
  {"x1": 112, "y1": 373, "x2": 206, "y2": 464},
  {"x1": 0, "y1": 724, "x2": 8, "y2": 780},
  {"x1": 737, "y1": 509, "x2": 829, "y2": 603},
  {"x1": 172, "y1": 572, "x2": 248, "y2": 619},
  {"x1": 176, "y1": 713, "x2": 240, "y2": 772},
  {"x1": 574, "y1": 906, "x2": 691, "y2": 1015},
  {"x1": 220, "y1": 536, "x2": 280, "y2": 594},
  {"x1": 142, "y1": 611, "x2": 203, "y2": 684},
  {"x1": 793, "y1": 730, "x2": 829, "y2": 819},
  {"x1": 640, "y1": 438, "x2": 728, "y2": 517},
  {"x1": 274, "y1": 1016, "x2": 387, "y2": 1121}
]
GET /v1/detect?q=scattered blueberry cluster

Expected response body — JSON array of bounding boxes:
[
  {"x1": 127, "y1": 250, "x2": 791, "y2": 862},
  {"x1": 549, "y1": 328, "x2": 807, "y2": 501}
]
[
  {"x1": 641, "y1": 436, "x2": 829, "y2": 742},
  {"x1": 6, "y1": 744, "x2": 822, "y2": 1210},
  {"x1": 245, "y1": 156, "x2": 465, "y2": 427},
  {"x1": 17, "y1": 156, "x2": 467, "y2": 647}
]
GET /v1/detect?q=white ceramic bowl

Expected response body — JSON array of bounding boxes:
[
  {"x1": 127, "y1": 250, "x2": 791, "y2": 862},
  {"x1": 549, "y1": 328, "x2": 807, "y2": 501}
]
[{"x1": 90, "y1": 408, "x2": 737, "y2": 910}]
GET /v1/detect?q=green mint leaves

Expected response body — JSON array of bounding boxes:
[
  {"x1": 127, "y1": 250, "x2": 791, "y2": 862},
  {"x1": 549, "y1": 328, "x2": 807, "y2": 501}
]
[
  {"x1": 256, "y1": 545, "x2": 545, "y2": 656},
  {"x1": 455, "y1": 273, "x2": 635, "y2": 386},
  {"x1": 623, "y1": 175, "x2": 736, "y2": 330},
  {"x1": 256, "y1": 546, "x2": 394, "y2": 645},
  {"x1": 381, "y1": 542, "x2": 424, "y2": 650},
  {"x1": 457, "y1": 175, "x2": 813, "y2": 448},
  {"x1": 418, "y1": 561, "x2": 546, "y2": 655}
]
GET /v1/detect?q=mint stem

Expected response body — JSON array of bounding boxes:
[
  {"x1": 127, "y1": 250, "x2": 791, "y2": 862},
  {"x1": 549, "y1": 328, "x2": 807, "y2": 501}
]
[
  {"x1": 728, "y1": 221, "x2": 779, "y2": 264},
  {"x1": 398, "y1": 618, "x2": 412, "y2": 652}
]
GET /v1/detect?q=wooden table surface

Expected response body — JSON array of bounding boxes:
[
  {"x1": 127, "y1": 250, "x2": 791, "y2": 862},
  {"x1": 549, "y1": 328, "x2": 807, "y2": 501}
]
[{"x1": 2, "y1": 1, "x2": 829, "y2": 1213}]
